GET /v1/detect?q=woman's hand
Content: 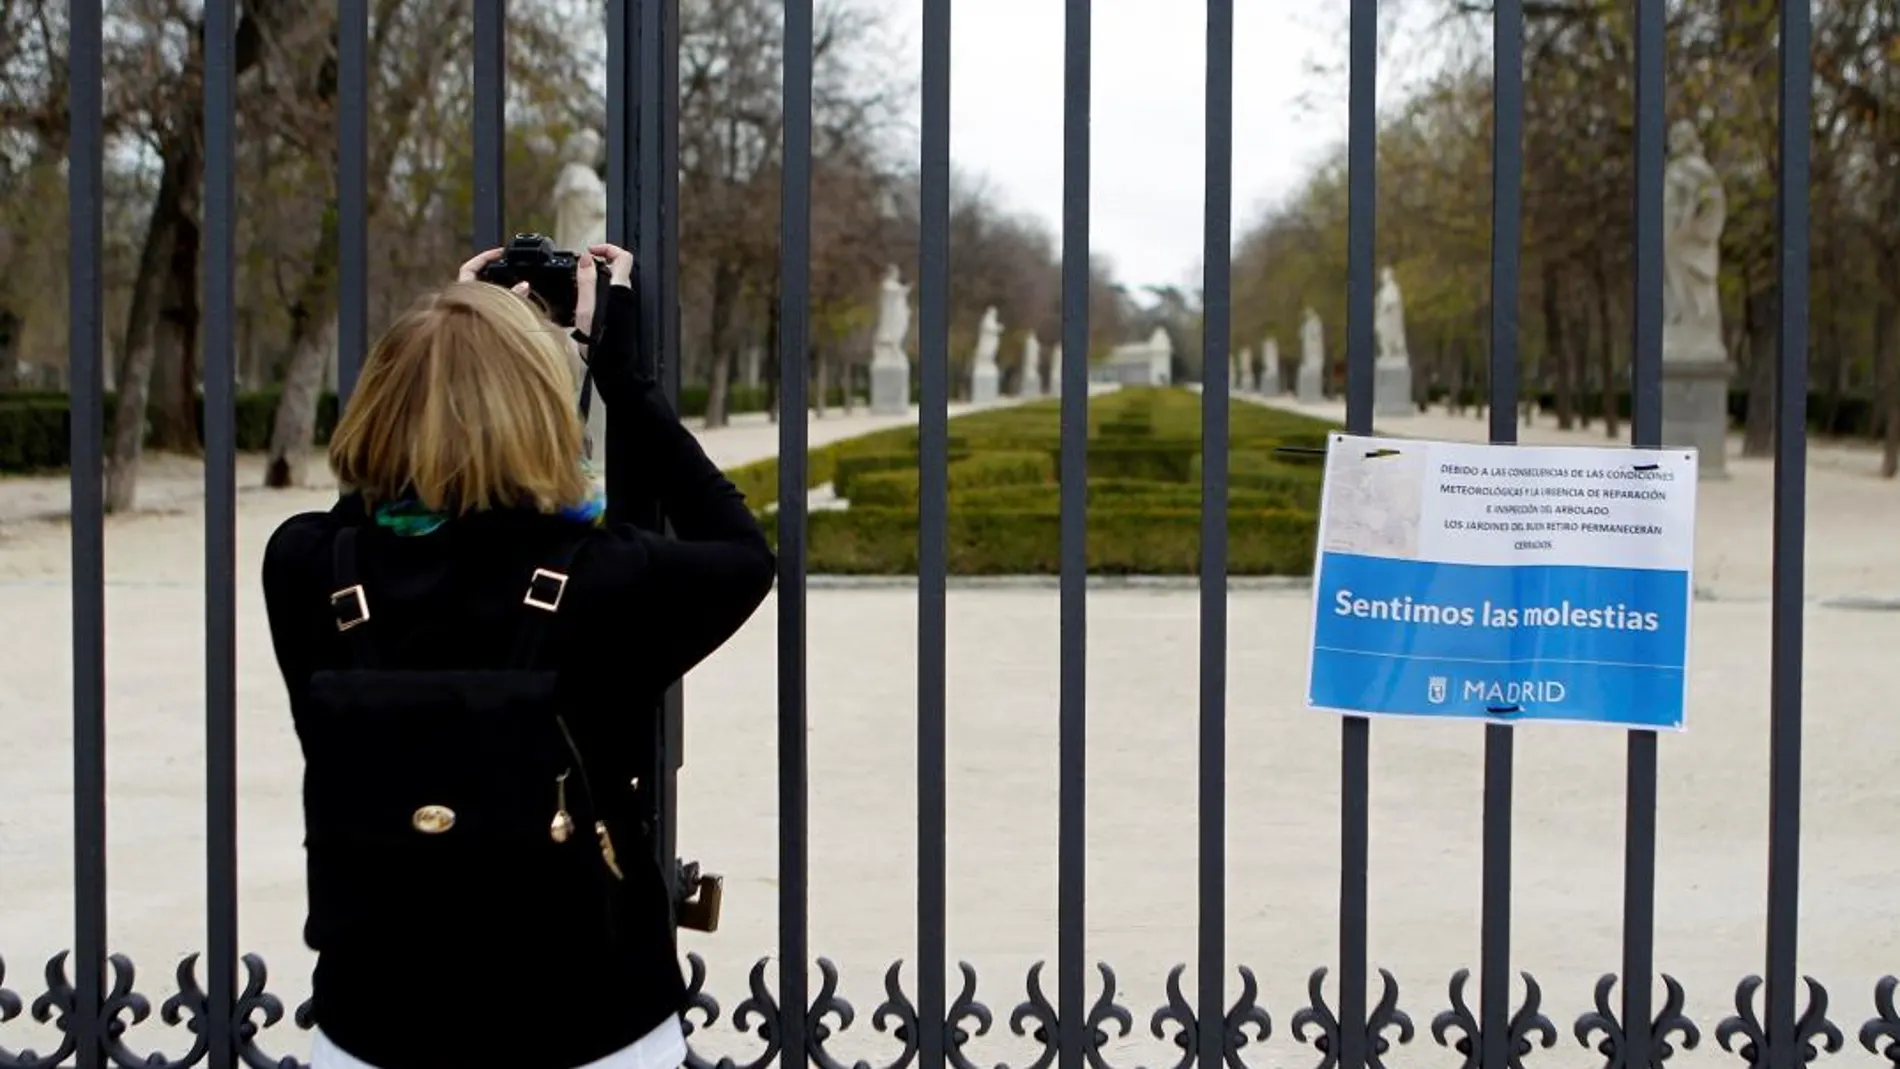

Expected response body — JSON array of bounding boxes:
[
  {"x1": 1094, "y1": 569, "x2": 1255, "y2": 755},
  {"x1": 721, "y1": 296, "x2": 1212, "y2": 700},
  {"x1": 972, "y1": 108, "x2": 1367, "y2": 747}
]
[
  {"x1": 588, "y1": 243, "x2": 635, "y2": 288},
  {"x1": 457, "y1": 248, "x2": 531, "y2": 299},
  {"x1": 572, "y1": 243, "x2": 632, "y2": 337}
]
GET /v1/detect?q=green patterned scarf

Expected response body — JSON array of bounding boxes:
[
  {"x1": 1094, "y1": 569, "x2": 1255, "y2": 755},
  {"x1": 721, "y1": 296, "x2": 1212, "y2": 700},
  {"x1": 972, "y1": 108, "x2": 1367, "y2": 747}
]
[{"x1": 371, "y1": 471, "x2": 608, "y2": 537}]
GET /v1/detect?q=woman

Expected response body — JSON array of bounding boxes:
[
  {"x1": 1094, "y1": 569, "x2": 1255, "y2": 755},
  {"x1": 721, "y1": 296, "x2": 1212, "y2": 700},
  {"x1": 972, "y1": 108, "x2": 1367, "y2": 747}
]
[{"x1": 262, "y1": 242, "x2": 775, "y2": 1069}]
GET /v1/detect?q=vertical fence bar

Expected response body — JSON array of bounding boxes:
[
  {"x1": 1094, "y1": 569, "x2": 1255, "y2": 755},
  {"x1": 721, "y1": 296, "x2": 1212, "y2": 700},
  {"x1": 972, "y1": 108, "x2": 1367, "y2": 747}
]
[
  {"x1": 1481, "y1": 5, "x2": 1523, "y2": 1069},
  {"x1": 1342, "y1": 0, "x2": 1377, "y2": 432},
  {"x1": 471, "y1": 0, "x2": 505, "y2": 249},
  {"x1": 1339, "y1": 0, "x2": 1377, "y2": 1060},
  {"x1": 604, "y1": 0, "x2": 640, "y2": 514},
  {"x1": 631, "y1": 0, "x2": 659, "y2": 467},
  {"x1": 1621, "y1": 0, "x2": 1665, "y2": 1062},
  {"x1": 67, "y1": 0, "x2": 106, "y2": 1065},
  {"x1": 635, "y1": 0, "x2": 663, "y2": 445},
  {"x1": 658, "y1": 0, "x2": 685, "y2": 887},
  {"x1": 661, "y1": 0, "x2": 681, "y2": 414},
  {"x1": 333, "y1": 0, "x2": 370, "y2": 404},
  {"x1": 606, "y1": 0, "x2": 634, "y2": 249},
  {"x1": 202, "y1": 1, "x2": 239, "y2": 1066},
  {"x1": 780, "y1": 0, "x2": 815, "y2": 1064},
  {"x1": 632, "y1": 0, "x2": 685, "y2": 891},
  {"x1": 636, "y1": 0, "x2": 665, "y2": 391},
  {"x1": 336, "y1": 0, "x2": 368, "y2": 404},
  {"x1": 917, "y1": 1, "x2": 952, "y2": 1067},
  {"x1": 1198, "y1": 4, "x2": 1234, "y2": 1069},
  {"x1": 1765, "y1": 3, "x2": 1811, "y2": 1067},
  {"x1": 1057, "y1": 2, "x2": 1091, "y2": 1067}
]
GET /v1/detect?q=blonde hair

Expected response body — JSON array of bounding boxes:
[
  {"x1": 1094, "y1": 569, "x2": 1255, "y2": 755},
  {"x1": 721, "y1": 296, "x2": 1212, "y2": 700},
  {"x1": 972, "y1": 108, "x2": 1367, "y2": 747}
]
[{"x1": 328, "y1": 281, "x2": 591, "y2": 516}]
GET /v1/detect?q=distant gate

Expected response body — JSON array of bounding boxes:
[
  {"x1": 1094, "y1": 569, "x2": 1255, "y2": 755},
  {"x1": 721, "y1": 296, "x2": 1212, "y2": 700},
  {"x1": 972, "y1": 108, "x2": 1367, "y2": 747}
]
[{"x1": 5, "y1": 3, "x2": 1885, "y2": 1069}]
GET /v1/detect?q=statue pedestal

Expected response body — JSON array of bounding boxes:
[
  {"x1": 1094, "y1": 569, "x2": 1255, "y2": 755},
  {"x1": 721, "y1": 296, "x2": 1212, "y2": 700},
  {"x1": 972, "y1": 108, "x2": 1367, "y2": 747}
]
[
  {"x1": 1661, "y1": 355, "x2": 1730, "y2": 479},
  {"x1": 1260, "y1": 367, "x2": 1281, "y2": 397},
  {"x1": 1374, "y1": 361, "x2": 1413, "y2": 417},
  {"x1": 971, "y1": 363, "x2": 999, "y2": 405},
  {"x1": 1295, "y1": 362, "x2": 1324, "y2": 403},
  {"x1": 871, "y1": 354, "x2": 909, "y2": 416}
]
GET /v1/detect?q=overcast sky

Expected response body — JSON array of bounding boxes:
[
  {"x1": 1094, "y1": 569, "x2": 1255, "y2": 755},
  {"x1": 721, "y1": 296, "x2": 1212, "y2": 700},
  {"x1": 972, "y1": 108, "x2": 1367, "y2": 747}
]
[{"x1": 867, "y1": 1, "x2": 1449, "y2": 296}]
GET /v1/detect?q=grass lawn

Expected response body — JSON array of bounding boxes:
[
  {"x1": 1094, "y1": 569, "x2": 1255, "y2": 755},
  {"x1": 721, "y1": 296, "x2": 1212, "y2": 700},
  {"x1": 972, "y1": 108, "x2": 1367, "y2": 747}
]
[{"x1": 728, "y1": 387, "x2": 1340, "y2": 575}]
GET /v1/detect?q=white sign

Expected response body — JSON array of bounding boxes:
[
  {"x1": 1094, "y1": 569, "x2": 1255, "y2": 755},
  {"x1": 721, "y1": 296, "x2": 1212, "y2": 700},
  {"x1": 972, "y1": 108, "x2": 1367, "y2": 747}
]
[{"x1": 1306, "y1": 434, "x2": 1698, "y2": 729}]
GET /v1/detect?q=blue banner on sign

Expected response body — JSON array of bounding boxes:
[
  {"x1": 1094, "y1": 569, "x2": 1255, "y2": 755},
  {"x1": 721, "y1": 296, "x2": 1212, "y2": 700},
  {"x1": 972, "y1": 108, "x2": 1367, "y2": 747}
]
[{"x1": 1308, "y1": 552, "x2": 1690, "y2": 728}]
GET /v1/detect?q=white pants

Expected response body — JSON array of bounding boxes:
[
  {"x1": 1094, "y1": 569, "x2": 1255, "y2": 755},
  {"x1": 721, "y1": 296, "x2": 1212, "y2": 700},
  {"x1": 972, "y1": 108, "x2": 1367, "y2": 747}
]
[{"x1": 311, "y1": 1014, "x2": 685, "y2": 1069}]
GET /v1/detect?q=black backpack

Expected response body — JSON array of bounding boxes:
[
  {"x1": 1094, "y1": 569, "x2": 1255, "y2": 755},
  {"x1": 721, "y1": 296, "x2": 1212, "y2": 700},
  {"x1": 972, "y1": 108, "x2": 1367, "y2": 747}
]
[{"x1": 297, "y1": 525, "x2": 633, "y2": 955}]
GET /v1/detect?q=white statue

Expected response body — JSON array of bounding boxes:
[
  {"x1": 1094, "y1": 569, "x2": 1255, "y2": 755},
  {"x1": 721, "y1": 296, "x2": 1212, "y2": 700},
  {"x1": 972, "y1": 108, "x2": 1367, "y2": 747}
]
[
  {"x1": 1021, "y1": 334, "x2": 1042, "y2": 396},
  {"x1": 1374, "y1": 266, "x2": 1409, "y2": 366},
  {"x1": 1663, "y1": 120, "x2": 1725, "y2": 342},
  {"x1": 1660, "y1": 119, "x2": 1731, "y2": 476},
  {"x1": 552, "y1": 129, "x2": 607, "y2": 254},
  {"x1": 970, "y1": 306, "x2": 1003, "y2": 403},
  {"x1": 974, "y1": 307, "x2": 1002, "y2": 368},
  {"x1": 1300, "y1": 307, "x2": 1323, "y2": 367},
  {"x1": 870, "y1": 266, "x2": 912, "y2": 414},
  {"x1": 1047, "y1": 343, "x2": 1063, "y2": 397},
  {"x1": 1146, "y1": 326, "x2": 1171, "y2": 384},
  {"x1": 1296, "y1": 308, "x2": 1324, "y2": 402},
  {"x1": 872, "y1": 265, "x2": 911, "y2": 366},
  {"x1": 1262, "y1": 337, "x2": 1281, "y2": 393}
]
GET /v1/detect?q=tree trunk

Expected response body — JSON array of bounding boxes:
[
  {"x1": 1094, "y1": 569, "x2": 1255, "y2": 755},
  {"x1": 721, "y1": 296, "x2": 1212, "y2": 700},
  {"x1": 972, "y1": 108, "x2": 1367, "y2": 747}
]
[
  {"x1": 0, "y1": 309, "x2": 22, "y2": 391},
  {"x1": 265, "y1": 209, "x2": 342, "y2": 487},
  {"x1": 1877, "y1": 253, "x2": 1900, "y2": 478},
  {"x1": 762, "y1": 286, "x2": 781, "y2": 422},
  {"x1": 812, "y1": 345, "x2": 829, "y2": 417},
  {"x1": 1451, "y1": 330, "x2": 1466, "y2": 417},
  {"x1": 702, "y1": 259, "x2": 742, "y2": 427},
  {"x1": 1741, "y1": 279, "x2": 1778, "y2": 458},
  {"x1": 1878, "y1": 291, "x2": 1899, "y2": 478},
  {"x1": 107, "y1": 149, "x2": 195, "y2": 513},
  {"x1": 1592, "y1": 253, "x2": 1619, "y2": 439},
  {"x1": 1544, "y1": 258, "x2": 1575, "y2": 430},
  {"x1": 267, "y1": 315, "x2": 337, "y2": 487},
  {"x1": 1821, "y1": 293, "x2": 1846, "y2": 437},
  {"x1": 705, "y1": 347, "x2": 735, "y2": 429},
  {"x1": 148, "y1": 212, "x2": 204, "y2": 452}
]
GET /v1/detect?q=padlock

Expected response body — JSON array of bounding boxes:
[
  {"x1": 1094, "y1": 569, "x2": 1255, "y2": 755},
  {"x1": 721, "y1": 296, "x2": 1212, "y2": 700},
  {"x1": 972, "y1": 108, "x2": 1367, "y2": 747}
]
[{"x1": 676, "y1": 862, "x2": 724, "y2": 933}]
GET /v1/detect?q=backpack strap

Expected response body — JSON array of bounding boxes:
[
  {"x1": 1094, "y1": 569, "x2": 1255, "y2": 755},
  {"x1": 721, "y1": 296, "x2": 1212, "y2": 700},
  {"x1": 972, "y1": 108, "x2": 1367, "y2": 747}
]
[
  {"x1": 329, "y1": 525, "x2": 379, "y2": 669},
  {"x1": 507, "y1": 533, "x2": 591, "y2": 671}
]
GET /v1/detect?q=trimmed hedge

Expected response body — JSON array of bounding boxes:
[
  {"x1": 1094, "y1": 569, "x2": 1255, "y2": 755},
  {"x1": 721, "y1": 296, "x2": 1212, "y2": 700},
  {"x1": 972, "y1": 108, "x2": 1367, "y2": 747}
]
[
  {"x1": 800, "y1": 506, "x2": 1318, "y2": 575},
  {"x1": 955, "y1": 480, "x2": 1297, "y2": 511},
  {"x1": 845, "y1": 450, "x2": 1054, "y2": 508},
  {"x1": 832, "y1": 451, "x2": 934, "y2": 501},
  {"x1": 1190, "y1": 451, "x2": 1325, "y2": 509},
  {"x1": 0, "y1": 389, "x2": 340, "y2": 473},
  {"x1": 734, "y1": 386, "x2": 1342, "y2": 574}
]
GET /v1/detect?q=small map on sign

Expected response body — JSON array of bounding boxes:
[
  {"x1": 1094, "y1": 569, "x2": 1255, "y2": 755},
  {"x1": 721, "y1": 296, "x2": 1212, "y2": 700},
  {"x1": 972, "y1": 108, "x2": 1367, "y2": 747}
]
[{"x1": 1319, "y1": 446, "x2": 1427, "y2": 559}]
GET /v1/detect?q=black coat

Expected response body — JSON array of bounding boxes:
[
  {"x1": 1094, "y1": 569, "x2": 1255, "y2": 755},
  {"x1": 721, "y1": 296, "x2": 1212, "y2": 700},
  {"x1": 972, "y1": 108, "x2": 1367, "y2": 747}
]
[{"x1": 262, "y1": 283, "x2": 774, "y2": 1068}]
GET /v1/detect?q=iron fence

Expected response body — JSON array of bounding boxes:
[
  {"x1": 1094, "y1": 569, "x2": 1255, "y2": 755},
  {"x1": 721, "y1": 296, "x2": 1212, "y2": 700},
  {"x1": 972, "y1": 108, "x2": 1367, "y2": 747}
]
[{"x1": 3, "y1": 1, "x2": 1892, "y2": 1069}]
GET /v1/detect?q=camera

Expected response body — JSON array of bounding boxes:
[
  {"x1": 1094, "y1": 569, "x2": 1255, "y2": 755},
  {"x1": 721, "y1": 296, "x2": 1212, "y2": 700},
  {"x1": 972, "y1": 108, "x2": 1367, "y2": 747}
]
[{"x1": 475, "y1": 233, "x2": 604, "y2": 327}]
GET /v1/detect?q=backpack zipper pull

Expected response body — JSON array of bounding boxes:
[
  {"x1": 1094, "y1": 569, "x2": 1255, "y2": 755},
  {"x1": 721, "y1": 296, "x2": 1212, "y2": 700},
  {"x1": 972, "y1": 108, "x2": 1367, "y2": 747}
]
[
  {"x1": 550, "y1": 770, "x2": 575, "y2": 844},
  {"x1": 595, "y1": 821, "x2": 624, "y2": 880}
]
